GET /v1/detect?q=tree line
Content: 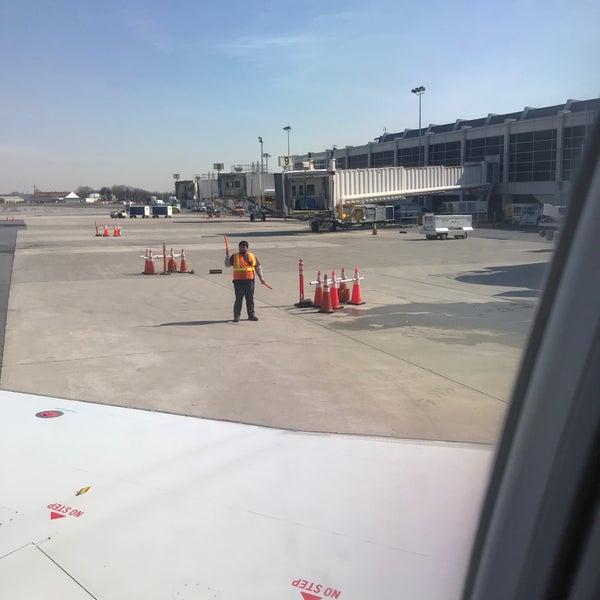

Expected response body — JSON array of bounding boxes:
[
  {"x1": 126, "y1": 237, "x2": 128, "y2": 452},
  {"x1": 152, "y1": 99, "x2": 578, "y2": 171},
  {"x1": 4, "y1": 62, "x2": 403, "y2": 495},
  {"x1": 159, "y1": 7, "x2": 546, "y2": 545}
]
[{"x1": 75, "y1": 185, "x2": 170, "y2": 204}]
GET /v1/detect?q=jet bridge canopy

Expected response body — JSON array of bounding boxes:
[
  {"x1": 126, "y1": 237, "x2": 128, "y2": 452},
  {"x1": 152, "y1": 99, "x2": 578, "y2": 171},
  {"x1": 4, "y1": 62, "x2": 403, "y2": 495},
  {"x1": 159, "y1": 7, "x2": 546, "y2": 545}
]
[{"x1": 282, "y1": 163, "x2": 491, "y2": 213}]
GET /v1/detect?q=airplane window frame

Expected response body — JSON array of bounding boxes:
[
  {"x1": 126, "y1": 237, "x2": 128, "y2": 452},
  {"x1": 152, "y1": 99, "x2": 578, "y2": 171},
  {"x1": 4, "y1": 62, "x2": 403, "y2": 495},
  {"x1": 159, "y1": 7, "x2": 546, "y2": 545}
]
[{"x1": 462, "y1": 118, "x2": 600, "y2": 600}]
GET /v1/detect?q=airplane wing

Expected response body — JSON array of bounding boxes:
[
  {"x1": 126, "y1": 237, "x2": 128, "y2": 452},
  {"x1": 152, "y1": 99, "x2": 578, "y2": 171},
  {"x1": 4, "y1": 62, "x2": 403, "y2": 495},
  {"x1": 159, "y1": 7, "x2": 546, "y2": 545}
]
[{"x1": 0, "y1": 389, "x2": 492, "y2": 599}]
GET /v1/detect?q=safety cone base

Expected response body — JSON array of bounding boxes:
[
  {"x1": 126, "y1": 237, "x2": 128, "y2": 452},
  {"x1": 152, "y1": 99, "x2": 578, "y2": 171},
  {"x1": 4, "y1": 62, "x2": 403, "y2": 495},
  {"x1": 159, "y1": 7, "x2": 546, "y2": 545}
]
[{"x1": 295, "y1": 299, "x2": 314, "y2": 308}]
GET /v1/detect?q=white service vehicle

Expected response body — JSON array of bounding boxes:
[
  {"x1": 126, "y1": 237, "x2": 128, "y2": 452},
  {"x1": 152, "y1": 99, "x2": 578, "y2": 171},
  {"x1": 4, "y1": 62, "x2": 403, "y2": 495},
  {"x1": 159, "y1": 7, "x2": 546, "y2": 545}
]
[
  {"x1": 511, "y1": 203, "x2": 542, "y2": 226},
  {"x1": 420, "y1": 213, "x2": 473, "y2": 239}
]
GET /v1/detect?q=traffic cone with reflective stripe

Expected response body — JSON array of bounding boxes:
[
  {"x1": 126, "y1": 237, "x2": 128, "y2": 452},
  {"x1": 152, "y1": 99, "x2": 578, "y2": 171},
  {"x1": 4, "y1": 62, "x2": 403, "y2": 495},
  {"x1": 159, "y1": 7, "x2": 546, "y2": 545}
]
[
  {"x1": 143, "y1": 249, "x2": 156, "y2": 275},
  {"x1": 142, "y1": 249, "x2": 149, "y2": 274},
  {"x1": 319, "y1": 274, "x2": 333, "y2": 313},
  {"x1": 338, "y1": 267, "x2": 350, "y2": 303},
  {"x1": 103, "y1": 224, "x2": 109, "y2": 237},
  {"x1": 113, "y1": 225, "x2": 119, "y2": 237},
  {"x1": 330, "y1": 270, "x2": 342, "y2": 310},
  {"x1": 349, "y1": 267, "x2": 365, "y2": 305},
  {"x1": 313, "y1": 271, "x2": 322, "y2": 307},
  {"x1": 168, "y1": 248, "x2": 178, "y2": 273},
  {"x1": 179, "y1": 249, "x2": 188, "y2": 273}
]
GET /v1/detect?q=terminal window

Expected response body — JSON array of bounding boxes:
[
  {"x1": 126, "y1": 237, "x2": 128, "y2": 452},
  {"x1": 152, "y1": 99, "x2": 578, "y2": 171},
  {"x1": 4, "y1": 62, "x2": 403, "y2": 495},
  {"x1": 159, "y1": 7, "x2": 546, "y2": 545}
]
[
  {"x1": 562, "y1": 126, "x2": 586, "y2": 181},
  {"x1": 509, "y1": 129, "x2": 557, "y2": 182},
  {"x1": 429, "y1": 141, "x2": 460, "y2": 166}
]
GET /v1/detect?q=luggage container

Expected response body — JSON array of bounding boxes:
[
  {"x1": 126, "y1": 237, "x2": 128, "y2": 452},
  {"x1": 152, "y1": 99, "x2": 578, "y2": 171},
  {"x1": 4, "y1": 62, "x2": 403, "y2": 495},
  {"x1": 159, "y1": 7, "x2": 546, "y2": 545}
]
[
  {"x1": 152, "y1": 205, "x2": 173, "y2": 218},
  {"x1": 129, "y1": 205, "x2": 150, "y2": 218}
]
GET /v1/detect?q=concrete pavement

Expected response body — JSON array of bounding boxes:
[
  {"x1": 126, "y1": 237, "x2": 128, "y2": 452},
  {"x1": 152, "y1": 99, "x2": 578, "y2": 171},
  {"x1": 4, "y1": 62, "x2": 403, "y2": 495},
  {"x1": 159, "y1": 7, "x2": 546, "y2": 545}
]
[{"x1": 0, "y1": 205, "x2": 555, "y2": 444}]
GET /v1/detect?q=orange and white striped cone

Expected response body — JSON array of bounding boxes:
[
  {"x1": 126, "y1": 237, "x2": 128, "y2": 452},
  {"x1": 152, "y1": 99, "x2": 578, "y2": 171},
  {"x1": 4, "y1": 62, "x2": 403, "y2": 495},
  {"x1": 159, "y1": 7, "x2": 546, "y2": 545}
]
[
  {"x1": 142, "y1": 249, "x2": 149, "y2": 274},
  {"x1": 330, "y1": 270, "x2": 342, "y2": 310},
  {"x1": 113, "y1": 225, "x2": 119, "y2": 237},
  {"x1": 143, "y1": 249, "x2": 157, "y2": 275},
  {"x1": 338, "y1": 267, "x2": 350, "y2": 303},
  {"x1": 117, "y1": 225, "x2": 122, "y2": 237},
  {"x1": 313, "y1": 271, "x2": 323, "y2": 308},
  {"x1": 319, "y1": 274, "x2": 333, "y2": 313},
  {"x1": 179, "y1": 249, "x2": 188, "y2": 273},
  {"x1": 103, "y1": 225, "x2": 109, "y2": 237},
  {"x1": 168, "y1": 248, "x2": 178, "y2": 273},
  {"x1": 349, "y1": 267, "x2": 365, "y2": 305}
]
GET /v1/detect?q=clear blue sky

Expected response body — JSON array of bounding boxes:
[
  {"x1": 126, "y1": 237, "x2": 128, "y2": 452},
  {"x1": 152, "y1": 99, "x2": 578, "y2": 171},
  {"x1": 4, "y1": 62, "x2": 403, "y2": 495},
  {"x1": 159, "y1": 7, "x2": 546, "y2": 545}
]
[{"x1": 1, "y1": 0, "x2": 598, "y2": 194}]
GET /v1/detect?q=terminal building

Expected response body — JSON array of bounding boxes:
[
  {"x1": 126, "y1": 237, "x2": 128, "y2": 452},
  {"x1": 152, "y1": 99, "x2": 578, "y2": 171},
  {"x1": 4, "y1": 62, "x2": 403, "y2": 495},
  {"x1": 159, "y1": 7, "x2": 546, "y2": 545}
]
[{"x1": 296, "y1": 98, "x2": 598, "y2": 221}]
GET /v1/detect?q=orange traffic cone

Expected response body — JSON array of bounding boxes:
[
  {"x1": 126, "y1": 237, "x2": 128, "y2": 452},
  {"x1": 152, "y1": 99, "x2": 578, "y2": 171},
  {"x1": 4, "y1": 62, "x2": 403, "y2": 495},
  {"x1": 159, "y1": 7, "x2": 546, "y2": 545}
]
[
  {"x1": 143, "y1": 249, "x2": 157, "y2": 275},
  {"x1": 313, "y1": 271, "x2": 323, "y2": 307},
  {"x1": 179, "y1": 249, "x2": 189, "y2": 273},
  {"x1": 117, "y1": 225, "x2": 122, "y2": 237},
  {"x1": 168, "y1": 248, "x2": 178, "y2": 273},
  {"x1": 338, "y1": 267, "x2": 350, "y2": 303},
  {"x1": 319, "y1": 274, "x2": 333, "y2": 313},
  {"x1": 330, "y1": 270, "x2": 342, "y2": 310},
  {"x1": 113, "y1": 225, "x2": 119, "y2": 237},
  {"x1": 103, "y1": 224, "x2": 109, "y2": 237},
  {"x1": 349, "y1": 267, "x2": 365, "y2": 305}
]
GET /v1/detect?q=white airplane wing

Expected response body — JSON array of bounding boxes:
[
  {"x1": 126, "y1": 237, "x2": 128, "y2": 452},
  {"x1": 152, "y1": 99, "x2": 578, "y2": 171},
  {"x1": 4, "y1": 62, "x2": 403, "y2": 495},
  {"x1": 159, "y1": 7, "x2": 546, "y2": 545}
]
[{"x1": 0, "y1": 389, "x2": 491, "y2": 600}]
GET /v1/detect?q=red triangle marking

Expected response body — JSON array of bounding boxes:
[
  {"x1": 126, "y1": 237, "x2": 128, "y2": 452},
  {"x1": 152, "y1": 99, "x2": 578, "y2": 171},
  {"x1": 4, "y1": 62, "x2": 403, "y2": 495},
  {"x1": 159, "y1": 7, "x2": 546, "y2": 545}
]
[
  {"x1": 50, "y1": 511, "x2": 66, "y2": 520},
  {"x1": 301, "y1": 593, "x2": 322, "y2": 600}
]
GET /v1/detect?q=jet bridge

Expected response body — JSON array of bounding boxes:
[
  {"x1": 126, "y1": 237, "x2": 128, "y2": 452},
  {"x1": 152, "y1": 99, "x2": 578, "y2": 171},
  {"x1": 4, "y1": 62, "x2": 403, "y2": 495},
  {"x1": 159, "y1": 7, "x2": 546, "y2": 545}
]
[{"x1": 280, "y1": 163, "x2": 491, "y2": 231}]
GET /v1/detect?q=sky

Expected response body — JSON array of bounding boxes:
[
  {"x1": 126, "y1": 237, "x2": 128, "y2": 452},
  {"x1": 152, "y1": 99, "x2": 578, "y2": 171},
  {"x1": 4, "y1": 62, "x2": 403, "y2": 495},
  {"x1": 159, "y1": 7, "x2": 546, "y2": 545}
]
[{"x1": 1, "y1": 0, "x2": 598, "y2": 194}]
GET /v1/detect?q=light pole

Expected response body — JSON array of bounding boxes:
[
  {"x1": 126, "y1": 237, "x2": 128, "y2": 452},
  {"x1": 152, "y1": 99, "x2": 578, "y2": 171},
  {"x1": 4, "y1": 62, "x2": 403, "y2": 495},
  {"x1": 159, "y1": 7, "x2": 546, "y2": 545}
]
[
  {"x1": 411, "y1": 86, "x2": 425, "y2": 166},
  {"x1": 258, "y1": 137, "x2": 264, "y2": 173},
  {"x1": 263, "y1": 153, "x2": 271, "y2": 173},
  {"x1": 283, "y1": 125, "x2": 291, "y2": 157}
]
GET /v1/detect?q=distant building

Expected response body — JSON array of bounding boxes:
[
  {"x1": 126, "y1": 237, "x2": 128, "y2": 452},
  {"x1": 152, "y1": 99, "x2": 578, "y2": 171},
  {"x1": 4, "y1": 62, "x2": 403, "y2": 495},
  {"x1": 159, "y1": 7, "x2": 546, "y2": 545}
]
[
  {"x1": 175, "y1": 180, "x2": 196, "y2": 208},
  {"x1": 0, "y1": 196, "x2": 24, "y2": 204},
  {"x1": 32, "y1": 190, "x2": 71, "y2": 203},
  {"x1": 298, "y1": 98, "x2": 599, "y2": 218}
]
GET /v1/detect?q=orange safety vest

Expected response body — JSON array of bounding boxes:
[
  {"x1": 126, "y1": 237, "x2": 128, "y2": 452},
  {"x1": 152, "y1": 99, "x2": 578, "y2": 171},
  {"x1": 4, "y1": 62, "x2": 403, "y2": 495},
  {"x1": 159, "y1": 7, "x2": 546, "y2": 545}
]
[{"x1": 232, "y1": 252, "x2": 257, "y2": 280}]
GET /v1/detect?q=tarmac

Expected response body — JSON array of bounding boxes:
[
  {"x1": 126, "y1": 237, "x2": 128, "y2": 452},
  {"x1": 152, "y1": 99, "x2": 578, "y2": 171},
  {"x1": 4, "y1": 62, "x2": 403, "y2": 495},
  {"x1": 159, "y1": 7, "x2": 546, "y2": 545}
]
[{"x1": 0, "y1": 204, "x2": 555, "y2": 445}]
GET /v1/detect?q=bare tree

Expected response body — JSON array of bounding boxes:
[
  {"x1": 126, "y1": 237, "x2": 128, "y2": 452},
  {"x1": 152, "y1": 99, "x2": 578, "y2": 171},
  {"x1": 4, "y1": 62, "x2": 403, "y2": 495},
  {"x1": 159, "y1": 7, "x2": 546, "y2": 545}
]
[{"x1": 75, "y1": 186, "x2": 94, "y2": 199}]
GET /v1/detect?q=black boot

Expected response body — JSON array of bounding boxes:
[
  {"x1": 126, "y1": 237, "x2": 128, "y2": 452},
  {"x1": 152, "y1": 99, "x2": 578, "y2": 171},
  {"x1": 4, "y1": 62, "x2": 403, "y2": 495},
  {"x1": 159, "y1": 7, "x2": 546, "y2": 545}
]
[{"x1": 248, "y1": 313, "x2": 258, "y2": 321}]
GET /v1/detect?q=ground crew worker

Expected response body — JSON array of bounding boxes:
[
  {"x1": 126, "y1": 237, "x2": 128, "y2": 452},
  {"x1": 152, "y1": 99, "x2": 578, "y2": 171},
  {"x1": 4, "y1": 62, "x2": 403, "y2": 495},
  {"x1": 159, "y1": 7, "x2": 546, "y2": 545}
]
[{"x1": 224, "y1": 240, "x2": 264, "y2": 322}]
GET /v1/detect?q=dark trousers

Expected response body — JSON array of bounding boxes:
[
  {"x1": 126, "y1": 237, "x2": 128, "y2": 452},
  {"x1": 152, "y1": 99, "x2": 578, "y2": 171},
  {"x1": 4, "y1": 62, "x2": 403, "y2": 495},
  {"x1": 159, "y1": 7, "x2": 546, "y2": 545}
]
[{"x1": 233, "y1": 279, "x2": 255, "y2": 317}]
